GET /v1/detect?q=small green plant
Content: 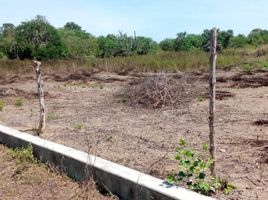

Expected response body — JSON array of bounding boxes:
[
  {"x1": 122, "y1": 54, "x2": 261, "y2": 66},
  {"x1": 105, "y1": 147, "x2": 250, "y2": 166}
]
[
  {"x1": 0, "y1": 100, "x2": 5, "y2": 111},
  {"x1": 243, "y1": 63, "x2": 253, "y2": 72},
  {"x1": 106, "y1": 134, "x2": 113, "y2": 142},
  {"x1": 46, "y1": 112, "x2": 58, "y2": 122},
  {"x1": 197, "y1": 96, "x2": 205, "y2": 102},
  {"x1": 167, "y1": 139, "x2": 235, "y2": 195},
  {"x1": 15, "y1": 97, "x2": 24, "y2": 107},
  {"x1": 73, "y1": 122, "x2": 85, "y2": 130},
  {"x1": 9, "y1": 145, "x2": 36, "y2": 165},
  {"x1": 91, "y1": 82, "x2": 104, "y2": 89}
]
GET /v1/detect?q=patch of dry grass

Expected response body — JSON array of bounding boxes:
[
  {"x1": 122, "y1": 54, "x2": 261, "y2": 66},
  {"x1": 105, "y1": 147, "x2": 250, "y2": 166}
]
[
  {"x1": 1, "y1": 45, "x2": 268, "y2": 76},
  {"x1": 0, "y1": 144, "x2": 117, "y2": 200}
]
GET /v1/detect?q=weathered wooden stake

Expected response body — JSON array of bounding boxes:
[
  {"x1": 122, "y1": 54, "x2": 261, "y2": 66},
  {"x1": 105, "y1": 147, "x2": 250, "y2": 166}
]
[
  {"x1": 33, "y1": 60, "x2": 45, "y2": 135},
  {"x1": 209, "y1": 28, "x2": 217, "y2": 176}
]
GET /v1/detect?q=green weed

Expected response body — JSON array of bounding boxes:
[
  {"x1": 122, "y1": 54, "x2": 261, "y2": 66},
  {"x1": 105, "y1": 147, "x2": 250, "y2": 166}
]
[
  {"x1": 46, "y1": 112, "x2": 58, "y2": 122},
  {"x1": 167, "y1": 139, "x2": 235, "y2": 195},
  {"x1": 197, "y1": 96, "x2": 205, "y2": 102},
  {"x1": 73, "y1": 122, "x2": 85, "y2": 130},
  {"x1": 8, "y1": 145, "x2": 36, "y2": 165},
  {"x1": 0, "y1": 100, "x2": 5, "y2": 111},
  {"x1": 15, "y1": 97, "x2": 24, "y2": 107}
]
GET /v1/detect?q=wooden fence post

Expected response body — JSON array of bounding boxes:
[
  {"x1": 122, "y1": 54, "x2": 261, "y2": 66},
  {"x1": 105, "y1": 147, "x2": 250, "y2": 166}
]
[
  {"x1": 33, "y1": 60, "x2": 45, "y2": 135},
  {"x1": 209, "y1": 28, "x2": 217, "y2": 176}
]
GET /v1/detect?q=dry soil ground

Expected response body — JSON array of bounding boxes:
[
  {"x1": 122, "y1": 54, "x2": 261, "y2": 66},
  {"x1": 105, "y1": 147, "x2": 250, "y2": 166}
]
[
  {"x1": 0, "y1": 69, "x2": 267, "y2": 200},
  {"x1": 0, "y1": 144, "x2": 116, "y2": 200}
]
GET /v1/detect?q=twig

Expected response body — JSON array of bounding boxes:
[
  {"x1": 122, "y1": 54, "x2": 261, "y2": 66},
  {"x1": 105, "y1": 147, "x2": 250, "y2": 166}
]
[{"x1": 146, "y1": 152, "x2": 168, "y2": 174}]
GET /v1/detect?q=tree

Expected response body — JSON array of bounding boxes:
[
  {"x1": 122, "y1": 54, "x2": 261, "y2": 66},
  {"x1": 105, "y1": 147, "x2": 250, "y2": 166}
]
[
  {"x1": 159, "y1": 38, "x2": 175, "y2": 51},
  {"x1": 174, "y1": 32, "x2": 204, "y2": 51},
  {"x1": 134, "y1": 36, "x2": 158, "y2": 55},
  {"x1": 0, "y1": 23, "x2": 22, "y2": 59},
  {"x1": 64, "y1": 22, "x2": 82, "y2": 31},
  {"x1": 59, "y1": 27, "x2": 99, "y2": 58},
  {"x1": 202, "y1": 29, "x2": 233, "y2": 50},
  {"x1": 15, "y1": 15, "x2": 64, "y2": 59},
  {"x1": 248, "y1": 29, "x2": 268, "y2": 46},
  {"x1": 97, "y1": 35, "x2": 117, "y2": 57},
  {"x1": 229, "y1": 34, "x2": 248, "y2": 48},
  {"x1": 217, "y1": 30, "x2": 233, "y2": 48},
  {"x1": 2, "y1": 23, "x2": 15, "y2": 38}
]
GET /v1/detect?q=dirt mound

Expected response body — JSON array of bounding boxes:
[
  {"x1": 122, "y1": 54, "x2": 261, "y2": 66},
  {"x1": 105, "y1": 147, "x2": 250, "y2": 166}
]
[
  {"x1": 203, "y1": 90, "x2": 235, "y2": 100},
  {"x1": 0, "y1": 75, "x2": 35, "y2": 85},
  {"x1": 118, "y1": 74, "x2": 204, "y2": 109},
  {"x1": 217, "y1": 70, "x2": 268, "y2": 88},
  {"x1": 0, "y1": 87, "x2": 52, "y2": 99},
  {"x1": 253, "y1": 119, "x2": 268, "y2": 127},
  {"x1": 51, "y1": 70, "x2": 92, "y2": 82}
]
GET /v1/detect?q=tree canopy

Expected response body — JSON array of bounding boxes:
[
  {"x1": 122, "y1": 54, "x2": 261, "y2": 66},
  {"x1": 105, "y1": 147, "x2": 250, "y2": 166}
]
[{"x1": 1, "y1": 15, "x2": 268, "y2": 60}]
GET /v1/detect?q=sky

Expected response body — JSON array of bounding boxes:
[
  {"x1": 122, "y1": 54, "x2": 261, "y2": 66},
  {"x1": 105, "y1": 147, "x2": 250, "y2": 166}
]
[{"x1": 1, "y1": 0, "x2": 268, "y2": 41}]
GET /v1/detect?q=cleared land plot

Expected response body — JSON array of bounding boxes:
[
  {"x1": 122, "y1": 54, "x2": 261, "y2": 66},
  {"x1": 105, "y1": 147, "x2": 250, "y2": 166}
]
[
  {"x1": 0, "y1": 144, "x2": 116, "y2": 200},
  {"x1": 0, "y1": 69, "x2": 267, "y2": 200}
]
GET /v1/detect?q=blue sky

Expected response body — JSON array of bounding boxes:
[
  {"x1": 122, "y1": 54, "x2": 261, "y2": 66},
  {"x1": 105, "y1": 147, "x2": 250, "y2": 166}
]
[{"x1": 1, "y1": 0, "x2": 268, "y2": 41}]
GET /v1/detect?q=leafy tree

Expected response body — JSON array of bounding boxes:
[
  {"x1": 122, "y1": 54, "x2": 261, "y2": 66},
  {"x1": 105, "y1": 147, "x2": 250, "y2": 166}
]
[
  {"x1": 229, "y1": 34, "x2": 248, "y2": 48},
  {"x1": 202, "y1": 29, "x2": 233, "y2": 50},
  {"x1": 159, "y1": 38, "x2": 175, "y2": 51},
  {"x1": 218, "y1": 30, "x2": 233, "y2": 48},
  {"x1": 114, "y1": 32, "x2": 134, "y2": 56},
  {"x1": 174, "y1": 32, "x2": 204, "y2": 51},
  {"x1": 15, "y1": 15, "x2": 64, "y2": 59},
  {"x1": 97, "y1": 35, "x2": 117, "y2": 57},
  {"x1": 64, "y1": 22, "x2": 82, "y2": 31},
  {"x1": 2, "y1": 23, "x2": 15, "y2": 37},
  {"x1": 59, "y1": 26, "x2": 99, "y2": 58},
  {"x1": 0, "y1": 23, "x2": 22, "y2": 59},
  {"x1": 248, "y1": 29, "x2": 268, "y2": 46},
  {"x1": 134, "y1": 36, "x2": 158, "y2": 55}
]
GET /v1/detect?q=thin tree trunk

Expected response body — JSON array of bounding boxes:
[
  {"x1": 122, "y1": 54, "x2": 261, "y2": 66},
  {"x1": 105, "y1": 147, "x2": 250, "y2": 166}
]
[
  {"x1": 33, "y1": 60, "x2": 45, "y2": 135},
  {"x1": 209, "y1": 28, "x2": 217, "y2": 176}
]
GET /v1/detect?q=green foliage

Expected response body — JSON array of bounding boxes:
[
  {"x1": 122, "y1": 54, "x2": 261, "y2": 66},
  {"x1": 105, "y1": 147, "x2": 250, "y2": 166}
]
[
  {"x1": 134, "y1": 36, "x2": 158, "y2": 55},
  {"x1": 97, "y1": 33, "x2": 157, "y2": 58},
  {"x1": 46, "y1": 112, "x2": 58, "y2": 122},
  {"x1": 9, "y1": 145, "x2": 36, "y2": 165},
  {"x1": 248, "y1": 29, "x2": 268, "y2": 46},
  {"x1": 159, "y1": 38, "x2": 175, "y2": 51},
  {"x1": 15, "y1": 97, "x2": 24, "y2": 107},
  {"x1": 73, "y1": 122, "x2": 85, "y2": 130},
  {"x1": 230, "y1": 34, "x2": 248, "y2": 48},
  {"x1": 15, "y1": 15, "x2": 65, "y2": 59},
  {"x1": 197, "y1": 96, "x2": 205, "y2": 102},
  {"x1": 59, "y1": 27, "x2": 98, "y2": 58},
  {"x1": 2, "y1": 15, "x2": 268, "y2": 62},
  {"x1": 174, "y1": 33, "x2": 204, "y2": 51},
  {"x1": 0, "y1": 100, "x2": 5, "y2": 111},
  {"x1": 64, "y1": 22, "x2": 82, "y2": 31},
  {"x1": 167, "y1": 139, "x2": 235, "y2": 195}
]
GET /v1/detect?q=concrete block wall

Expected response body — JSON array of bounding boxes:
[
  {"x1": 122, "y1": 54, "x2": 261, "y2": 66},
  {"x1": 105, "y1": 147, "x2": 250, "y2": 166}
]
[{"x1": 0, "y1": 124, "x2": 215, "y2": 200}]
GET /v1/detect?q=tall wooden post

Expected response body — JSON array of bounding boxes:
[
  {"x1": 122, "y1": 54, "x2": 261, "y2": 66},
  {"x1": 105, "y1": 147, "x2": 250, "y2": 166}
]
[
  {"x1": 33, "y1": 60, "x2": 45, "y2": 135},
  {"x1": 209, "y1": 28, "x2": 217, "y2": 176}
]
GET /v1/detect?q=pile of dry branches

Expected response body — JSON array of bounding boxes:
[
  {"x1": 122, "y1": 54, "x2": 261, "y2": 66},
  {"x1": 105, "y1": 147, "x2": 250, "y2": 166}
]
[{"x1": 120, "y1": 74, "x2": 203, "y2": 109}]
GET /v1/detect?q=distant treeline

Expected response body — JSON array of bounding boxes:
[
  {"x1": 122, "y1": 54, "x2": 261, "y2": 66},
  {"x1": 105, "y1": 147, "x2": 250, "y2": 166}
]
[{"x1": 1, "y1": 15, "x2": 268, "y2": 60}]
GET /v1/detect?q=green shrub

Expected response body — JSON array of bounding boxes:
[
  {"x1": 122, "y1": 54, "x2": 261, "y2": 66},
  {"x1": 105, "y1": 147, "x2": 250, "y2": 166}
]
[
  {"x1": 167, "y1": 139, "x2": 235, "y2": 195},
  {"x1": 9, "y1": 145, "x2": 36, "y2": 165}
]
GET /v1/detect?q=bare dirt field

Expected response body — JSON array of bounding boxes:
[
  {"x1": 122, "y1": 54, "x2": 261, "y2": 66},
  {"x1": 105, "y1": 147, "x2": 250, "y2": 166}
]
[
  {"x1": 0, "y1": 144, "x2": 116, "y2": 200},
  {"x1": 0, "y1": 69, "x2": 267, "y2": 200}
]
